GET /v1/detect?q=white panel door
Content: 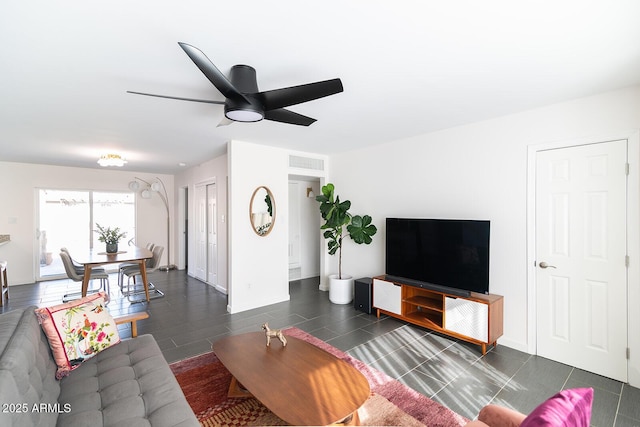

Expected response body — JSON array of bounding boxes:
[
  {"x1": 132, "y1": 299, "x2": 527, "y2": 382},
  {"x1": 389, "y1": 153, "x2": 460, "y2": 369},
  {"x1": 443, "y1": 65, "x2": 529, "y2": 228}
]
[
  {"x1": 536, "y1": 140, "x2": 627, "y2": 382},
  {"x1": 194, "y1": 184, "x2": 207, "y2": 281},
  {"x1": 207, "y1": 183, "x2": 217, "y2": 285}
]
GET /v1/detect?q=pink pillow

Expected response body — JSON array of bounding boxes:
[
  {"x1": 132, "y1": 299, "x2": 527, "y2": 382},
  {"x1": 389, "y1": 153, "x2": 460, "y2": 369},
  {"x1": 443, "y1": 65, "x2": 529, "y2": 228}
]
[
  {"x1": 521, "y1": 388, "x2": 593, "y2": 427},
  {"x1": 35, "y1": 292, "x2": 120, "y2": 379}
]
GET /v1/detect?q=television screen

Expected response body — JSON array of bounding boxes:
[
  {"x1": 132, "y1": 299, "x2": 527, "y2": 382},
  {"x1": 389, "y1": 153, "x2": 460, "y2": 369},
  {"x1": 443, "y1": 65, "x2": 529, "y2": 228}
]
[{"x1": 385, "y1": 218, "x2": 490, "y2": 295}]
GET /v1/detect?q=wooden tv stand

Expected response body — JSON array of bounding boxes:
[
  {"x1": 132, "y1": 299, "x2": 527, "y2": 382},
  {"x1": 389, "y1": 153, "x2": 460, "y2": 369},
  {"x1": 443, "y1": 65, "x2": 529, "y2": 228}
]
[{"x1": 372, "y1": 275, "x2": 503, "y2": 354}]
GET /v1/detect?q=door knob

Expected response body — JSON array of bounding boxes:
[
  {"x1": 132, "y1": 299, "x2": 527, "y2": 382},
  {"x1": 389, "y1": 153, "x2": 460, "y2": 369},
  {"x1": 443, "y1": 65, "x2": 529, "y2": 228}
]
[{"x1": 539, "y1": 261, "x2": 556, "y2": 269}]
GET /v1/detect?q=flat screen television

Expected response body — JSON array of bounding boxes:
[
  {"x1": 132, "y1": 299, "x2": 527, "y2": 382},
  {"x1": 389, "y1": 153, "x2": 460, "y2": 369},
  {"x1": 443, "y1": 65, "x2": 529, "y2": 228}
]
[{"x1": 385, "y1": 218, "x2": 490, "y2": 296}]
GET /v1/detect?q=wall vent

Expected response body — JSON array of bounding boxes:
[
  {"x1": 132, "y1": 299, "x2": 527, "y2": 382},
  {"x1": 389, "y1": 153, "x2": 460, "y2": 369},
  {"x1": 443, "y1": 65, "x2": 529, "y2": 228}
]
[{"x1": 289, "y1": 155, "x2": 324, "y2": 171}]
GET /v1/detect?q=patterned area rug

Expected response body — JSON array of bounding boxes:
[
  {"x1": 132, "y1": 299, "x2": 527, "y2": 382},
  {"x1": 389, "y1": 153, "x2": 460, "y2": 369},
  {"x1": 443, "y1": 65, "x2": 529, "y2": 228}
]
[{"x1": 170, "y1": 327, "x2": 468, "y2": 426}]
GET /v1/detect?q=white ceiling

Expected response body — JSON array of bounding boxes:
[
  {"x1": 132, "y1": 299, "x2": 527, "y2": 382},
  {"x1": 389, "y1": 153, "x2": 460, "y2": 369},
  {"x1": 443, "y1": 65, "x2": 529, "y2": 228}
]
[{"x1": 2, "y1": 1, "x2": 640, "y2": 174}]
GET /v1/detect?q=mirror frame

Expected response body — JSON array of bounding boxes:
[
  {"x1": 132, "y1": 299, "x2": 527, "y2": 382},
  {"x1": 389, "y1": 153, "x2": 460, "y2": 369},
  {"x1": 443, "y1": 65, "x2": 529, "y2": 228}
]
[{"x1": 249, "y1": 186, "x2": 276, "y2": 236}]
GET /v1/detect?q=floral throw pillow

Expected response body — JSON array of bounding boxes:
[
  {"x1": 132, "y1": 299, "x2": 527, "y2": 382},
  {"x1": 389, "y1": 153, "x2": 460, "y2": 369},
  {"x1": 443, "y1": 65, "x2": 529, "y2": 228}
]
[{"x1": 35, "y1": 292, "x2": 120, "y2": 379}]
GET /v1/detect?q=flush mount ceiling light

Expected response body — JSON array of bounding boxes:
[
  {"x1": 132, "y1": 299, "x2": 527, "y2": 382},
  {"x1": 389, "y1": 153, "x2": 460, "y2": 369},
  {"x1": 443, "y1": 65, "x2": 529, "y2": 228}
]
[{"x1": 97, "y1": 154, "x2": 127, "y2": 167}]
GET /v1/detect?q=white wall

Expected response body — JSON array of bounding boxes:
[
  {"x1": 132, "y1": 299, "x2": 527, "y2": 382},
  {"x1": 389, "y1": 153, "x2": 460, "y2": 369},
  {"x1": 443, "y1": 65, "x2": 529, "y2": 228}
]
[
  {"x1": 174, "y1": 154, "x2": 228, "y2": 291},
  {"x1": 227, "y1": 140, "x2": 290, "y2": 313},
  {"x1": 328, "y1": 85, "x2": 640, "y2": 354},
  {"x1": 0, "y1": 162, "x2": 173, "y2": 285}
]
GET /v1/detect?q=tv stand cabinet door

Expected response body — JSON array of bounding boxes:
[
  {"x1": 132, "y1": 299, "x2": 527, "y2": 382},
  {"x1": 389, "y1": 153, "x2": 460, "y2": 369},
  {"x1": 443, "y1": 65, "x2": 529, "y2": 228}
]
[
  {"x1": 444, "y1": 297, "x2": 488, "y2": 342},
  {"x1": 373, "y1": 279, "x2": 402, "y2": 315}
]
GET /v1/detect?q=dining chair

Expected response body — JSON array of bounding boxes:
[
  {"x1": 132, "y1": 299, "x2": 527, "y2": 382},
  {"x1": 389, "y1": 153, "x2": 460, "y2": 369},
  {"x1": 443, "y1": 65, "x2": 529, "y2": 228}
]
[
  {"x1": 60, "y1": 247, "x2": 107, "y2": 275},
  {"x1": 120, "y1": 245, "x2": 164, "y2": 301},
  {"x1": 118, "y1": 243, "x2": 155, "y2": 291},
  {"x1": 59, "y1": 251, "x2": 110, "y2": 302}
]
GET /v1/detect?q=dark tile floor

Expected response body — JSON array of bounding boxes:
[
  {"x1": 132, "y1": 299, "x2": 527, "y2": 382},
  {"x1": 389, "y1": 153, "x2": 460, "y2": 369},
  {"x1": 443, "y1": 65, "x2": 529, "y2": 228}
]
[{"x1": 2, "y1": 270, "x2": 638, "y2": 426}]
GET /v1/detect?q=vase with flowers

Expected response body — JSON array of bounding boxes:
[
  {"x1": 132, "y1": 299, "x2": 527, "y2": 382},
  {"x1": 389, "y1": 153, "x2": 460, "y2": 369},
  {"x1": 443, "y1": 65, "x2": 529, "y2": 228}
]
[{"x1": 95, "y1": 224, "x2": 127, "y2": 254}]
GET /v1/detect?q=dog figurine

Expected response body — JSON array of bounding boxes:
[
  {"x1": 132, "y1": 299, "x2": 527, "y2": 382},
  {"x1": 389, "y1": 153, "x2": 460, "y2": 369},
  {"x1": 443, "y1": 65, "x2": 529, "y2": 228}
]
[{"x1": 261, "y1": 322, "x2": 287, "y2": 347}]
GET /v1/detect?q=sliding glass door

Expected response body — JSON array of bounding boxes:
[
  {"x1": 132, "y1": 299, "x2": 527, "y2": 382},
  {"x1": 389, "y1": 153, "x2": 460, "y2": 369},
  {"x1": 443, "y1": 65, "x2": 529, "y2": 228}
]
[{"x1": 37, "y1": 189, "x2": 135, "y2": 280}]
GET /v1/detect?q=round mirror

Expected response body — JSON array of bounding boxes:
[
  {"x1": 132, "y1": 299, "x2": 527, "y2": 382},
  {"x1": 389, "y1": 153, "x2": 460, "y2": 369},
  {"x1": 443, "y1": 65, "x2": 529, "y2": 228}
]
[{"x1": 249, "y1": 186, "x2": 275, "y2": 236}]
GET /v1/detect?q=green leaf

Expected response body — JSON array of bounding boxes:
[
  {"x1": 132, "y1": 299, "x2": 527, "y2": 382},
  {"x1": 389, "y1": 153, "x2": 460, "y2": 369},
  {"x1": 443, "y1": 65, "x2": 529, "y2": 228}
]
[
  {"x1": 322, "y1": 183, "x2": 335, "y2": 200},
  {"x1": 95, "y1": 223, "x2": 127, "y2": 245},
  {"x1": 347, "y1": 215, "x2": 377, "y2": 245},
  {"x1": 265, "y1": 193, "x2": 273, "y2": 217}
]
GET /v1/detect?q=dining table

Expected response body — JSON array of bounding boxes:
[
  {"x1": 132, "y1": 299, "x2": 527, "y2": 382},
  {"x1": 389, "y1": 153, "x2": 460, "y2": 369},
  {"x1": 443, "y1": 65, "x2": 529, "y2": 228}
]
[{"x1": 72, "y1": 246, "x2": 154, "y2": 301}]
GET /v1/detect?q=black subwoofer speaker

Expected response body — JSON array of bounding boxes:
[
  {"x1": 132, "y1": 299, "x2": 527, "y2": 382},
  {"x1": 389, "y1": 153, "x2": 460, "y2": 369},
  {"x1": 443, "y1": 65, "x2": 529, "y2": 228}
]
[{"x1": 354, "y1": 277, "x2": 373, "y2": 314}]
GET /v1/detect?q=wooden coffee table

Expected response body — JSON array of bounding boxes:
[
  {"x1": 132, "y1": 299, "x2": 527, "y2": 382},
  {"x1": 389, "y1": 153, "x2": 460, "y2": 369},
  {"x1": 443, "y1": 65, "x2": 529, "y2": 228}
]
[{"x1": 212, "y1": 332, "x2": 370, "y2": 426}]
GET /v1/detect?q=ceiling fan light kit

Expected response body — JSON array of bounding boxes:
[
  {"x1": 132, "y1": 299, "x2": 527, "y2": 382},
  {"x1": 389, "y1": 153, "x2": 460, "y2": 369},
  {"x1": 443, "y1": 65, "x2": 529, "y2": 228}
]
[
  {"x1": 225, "y1": 109, "x2": 263, "y2": 122},
  {"x1": 128, "y1": 42, "x2": 343, "y2": 126}
]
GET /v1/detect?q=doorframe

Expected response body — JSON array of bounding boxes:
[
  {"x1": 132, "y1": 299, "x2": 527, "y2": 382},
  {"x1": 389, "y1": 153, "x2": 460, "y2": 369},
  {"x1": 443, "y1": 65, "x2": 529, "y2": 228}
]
[
  {"x1": 526, "y1": 130, "x2": 640, "y2": 386},
  {"x1": 206, "y1": 181, "x2": 218, "y2": 286},
  {"x1": 178, "y1": 186, "x2": 188, "y2": 271}
]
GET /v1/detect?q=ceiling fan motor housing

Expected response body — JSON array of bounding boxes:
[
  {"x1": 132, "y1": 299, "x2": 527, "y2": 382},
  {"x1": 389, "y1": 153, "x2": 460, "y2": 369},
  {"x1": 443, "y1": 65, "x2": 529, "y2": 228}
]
[
  {"x1": 230, "y1": 65, "x2": 259, "y2": 92},
  {"x1": 225, "y1": 65, "x2": 264, "y2": 121}
]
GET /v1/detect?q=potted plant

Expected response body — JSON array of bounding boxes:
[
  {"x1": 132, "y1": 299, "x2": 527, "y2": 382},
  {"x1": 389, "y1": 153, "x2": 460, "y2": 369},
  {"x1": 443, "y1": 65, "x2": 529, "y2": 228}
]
[
  {"x1": 316, "y1": 183, "x2": 377, "y2": 304},
  {"x1": 95, "y1": 223, "x2": 127, "y2": 254}
]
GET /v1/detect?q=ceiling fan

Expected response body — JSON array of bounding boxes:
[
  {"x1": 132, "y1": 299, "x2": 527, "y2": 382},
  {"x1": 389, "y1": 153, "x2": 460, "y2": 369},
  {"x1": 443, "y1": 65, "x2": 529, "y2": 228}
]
[{"x1": 127, "y1": 42, "x2": 344, "y2": 126}]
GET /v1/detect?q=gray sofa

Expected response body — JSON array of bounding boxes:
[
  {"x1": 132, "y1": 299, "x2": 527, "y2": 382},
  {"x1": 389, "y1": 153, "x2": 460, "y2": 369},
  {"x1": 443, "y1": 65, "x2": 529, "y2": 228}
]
[{"x1": 0, "y1": 307, "x2": 199, "y2": 427}]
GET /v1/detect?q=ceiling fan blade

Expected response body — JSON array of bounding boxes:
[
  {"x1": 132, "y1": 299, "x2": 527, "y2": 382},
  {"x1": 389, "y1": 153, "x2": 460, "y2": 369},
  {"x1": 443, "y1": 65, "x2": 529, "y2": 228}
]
[
  {"x1": 264, "y1": 109, "x2": 317, "y2": 126},
  {"x1": 216, "y1": 117, "x2": 234, "y2": 127},
  {"x1": 259, "y1": 78, "x2": 343, "y2": 111},
  {"x1": 178, "y1": 42, "x2": 249, "y2": 103},
  {"x1": 127, "y1": 91, "x2": 225, "y2": 105}
]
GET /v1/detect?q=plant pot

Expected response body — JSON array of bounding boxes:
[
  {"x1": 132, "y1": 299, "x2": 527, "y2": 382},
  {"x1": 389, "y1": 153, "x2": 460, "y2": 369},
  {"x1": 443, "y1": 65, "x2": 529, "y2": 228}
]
[
  {"x1": 106, "y1": 243, "x2": 118, "y2": 254},
  {"x1": 329, "y1": 274, "x2": 354, "y2": 305}
]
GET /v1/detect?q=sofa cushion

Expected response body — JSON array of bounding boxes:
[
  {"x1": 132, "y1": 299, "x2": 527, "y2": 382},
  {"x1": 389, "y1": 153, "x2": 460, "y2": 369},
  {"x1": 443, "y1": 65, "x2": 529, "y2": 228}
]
[
  {"x1": 520, "y1": 387, "x2": 593, "y2": 427},
  {"x1": 57, "y1": 334, "x2": 199, "y2": 427},
  {"x1": 0, "y1": 307, "x2": 61, "y2": 427},
  {"x1": 35, "y1": 292, "x2": 120, "y2": 379}
]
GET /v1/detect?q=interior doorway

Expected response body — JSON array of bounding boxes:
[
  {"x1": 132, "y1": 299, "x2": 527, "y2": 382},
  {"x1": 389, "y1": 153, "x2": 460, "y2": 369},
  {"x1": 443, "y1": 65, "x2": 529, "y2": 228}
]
[{"x1": 288, "y1": 177, "x2": 320, "y2": 281}]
